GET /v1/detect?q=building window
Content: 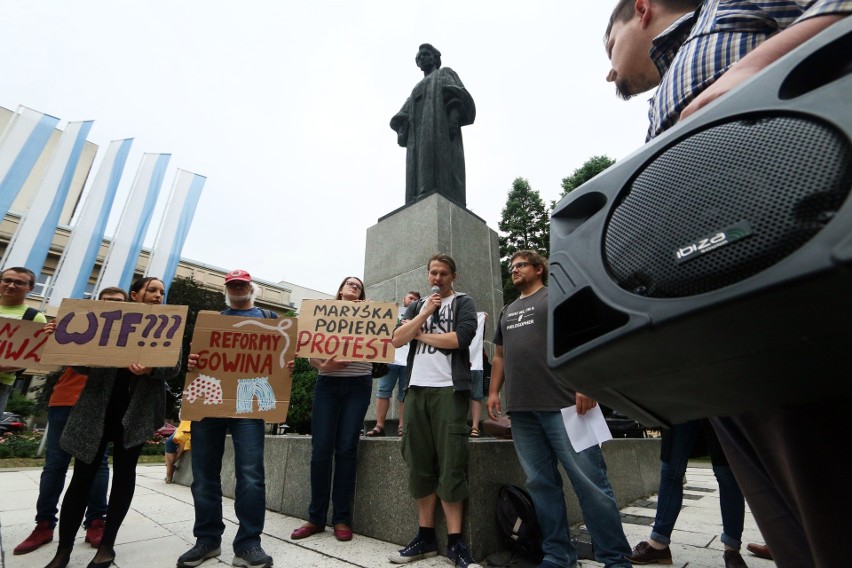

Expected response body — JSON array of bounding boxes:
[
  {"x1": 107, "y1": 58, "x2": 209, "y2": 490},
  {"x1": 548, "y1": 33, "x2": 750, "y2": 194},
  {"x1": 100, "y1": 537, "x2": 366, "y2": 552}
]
[{"x1": 30, "y1": 272, "x2": 51, "y2": 298}]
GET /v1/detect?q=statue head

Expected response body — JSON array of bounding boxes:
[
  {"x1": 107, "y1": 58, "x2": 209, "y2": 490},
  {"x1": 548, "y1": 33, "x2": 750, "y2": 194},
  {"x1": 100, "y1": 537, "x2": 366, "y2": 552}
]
[{"x1": 415, "y1": 43, "x2": 442, "y2": 71}]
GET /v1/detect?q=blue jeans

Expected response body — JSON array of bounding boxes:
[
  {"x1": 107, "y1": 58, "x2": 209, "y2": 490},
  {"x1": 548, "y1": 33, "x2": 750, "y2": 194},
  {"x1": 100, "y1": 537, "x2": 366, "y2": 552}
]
[
  {"x1": 191, "y1": 418, "x2": 266, "y2": 554},
  {"x1": 36, "y1": 406, "x2": 109, "y2": 528},
  {"x1": 652, "y1": 421, "x2": 744, "y2": 549},
  {"x1": 376, "y1": 364, "x2": 408, "y2": 401},
  {"x1": 308, "y1": 374, "x2": 372, "y2": 526},
  {"x1": 511, "y1": 411, "x2": 631, "y2": 568}
]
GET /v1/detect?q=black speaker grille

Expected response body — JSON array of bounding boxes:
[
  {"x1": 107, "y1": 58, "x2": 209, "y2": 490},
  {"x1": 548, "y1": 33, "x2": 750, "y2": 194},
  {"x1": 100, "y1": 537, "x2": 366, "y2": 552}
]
[{"x1": 603, "y1": 115, "x2": 852, "y2": 298}]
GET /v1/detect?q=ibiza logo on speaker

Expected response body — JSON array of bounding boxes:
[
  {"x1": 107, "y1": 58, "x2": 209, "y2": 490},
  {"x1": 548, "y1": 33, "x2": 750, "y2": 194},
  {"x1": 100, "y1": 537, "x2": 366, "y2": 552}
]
[{"x1": 674, "y1": 221, "x2": 753, "y2": 264}]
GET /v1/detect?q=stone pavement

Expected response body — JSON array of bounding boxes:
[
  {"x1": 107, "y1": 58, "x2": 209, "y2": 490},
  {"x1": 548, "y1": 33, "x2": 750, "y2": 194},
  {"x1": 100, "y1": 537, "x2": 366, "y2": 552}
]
[{"x1": 0, "y1": 464, "x2": 776, "y2": 568}]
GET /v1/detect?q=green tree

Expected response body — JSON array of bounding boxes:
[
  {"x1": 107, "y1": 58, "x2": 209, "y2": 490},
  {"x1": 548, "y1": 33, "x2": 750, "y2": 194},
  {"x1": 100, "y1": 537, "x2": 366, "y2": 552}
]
[
  {"x1": 6, "y1": 391, "x2": 39, "y2": 418},
  {"x1": 165, "y1": 276, "x2": 225, "y2": 418},
  {"x1": 498, "y1": 177, "x2": 550, "y2": 305},
  {"x1": 286, "y1": 358, "x2": 318, "y2": 434},
  {"x1": 559, "y1": 155, "x2": 616, "y2": 199}
]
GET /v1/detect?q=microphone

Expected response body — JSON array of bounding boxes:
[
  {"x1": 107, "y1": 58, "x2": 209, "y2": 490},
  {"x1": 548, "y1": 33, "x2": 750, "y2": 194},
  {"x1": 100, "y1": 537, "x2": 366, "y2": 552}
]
[{"x1": 430, "y1": 286, "x2": 441, "y2": 325}]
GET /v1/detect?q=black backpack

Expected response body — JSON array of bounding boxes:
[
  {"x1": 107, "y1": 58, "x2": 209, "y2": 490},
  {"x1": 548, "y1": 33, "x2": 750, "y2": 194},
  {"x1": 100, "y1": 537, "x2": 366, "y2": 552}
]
[{"x1": 495, "y1": 484, "x2": 544, "y2": 562}]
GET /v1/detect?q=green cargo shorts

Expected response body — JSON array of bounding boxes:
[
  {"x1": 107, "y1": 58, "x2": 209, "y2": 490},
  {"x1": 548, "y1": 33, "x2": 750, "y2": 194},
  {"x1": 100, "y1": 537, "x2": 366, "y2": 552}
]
[{"x1": 401, "y1": 386, "x2": 470, "y2": 502}]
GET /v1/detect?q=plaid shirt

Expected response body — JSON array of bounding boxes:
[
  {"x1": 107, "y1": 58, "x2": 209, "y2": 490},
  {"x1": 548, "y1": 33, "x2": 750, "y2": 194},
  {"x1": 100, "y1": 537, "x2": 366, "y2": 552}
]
[{"x1": 647, "y1": 0, "x2": 852, "y2": 140}]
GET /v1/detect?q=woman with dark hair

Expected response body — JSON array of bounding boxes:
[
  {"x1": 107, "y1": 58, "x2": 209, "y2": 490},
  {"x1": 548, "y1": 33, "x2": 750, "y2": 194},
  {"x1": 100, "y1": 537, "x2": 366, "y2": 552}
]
[
  {"x1": 290, "y1": 276, "x2": 373, "y2": 543},
  {"x1": 44, "y1": 277, "x2": 181, "y2": 568}
]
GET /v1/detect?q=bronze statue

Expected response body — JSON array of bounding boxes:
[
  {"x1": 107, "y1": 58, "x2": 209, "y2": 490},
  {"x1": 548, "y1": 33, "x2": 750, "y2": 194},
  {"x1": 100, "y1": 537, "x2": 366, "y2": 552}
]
[{"x1": 390, "y1": 44, "x2": 476, "y2": 208}]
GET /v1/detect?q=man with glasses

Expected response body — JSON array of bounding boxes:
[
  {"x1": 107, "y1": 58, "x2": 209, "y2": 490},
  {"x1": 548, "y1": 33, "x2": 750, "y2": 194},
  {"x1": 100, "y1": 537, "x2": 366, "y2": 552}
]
[
  {"x1": 0, "y1": 266, "x2": 47, "y2": 414},
  {"x1": 487, "y1": 251, "x2": 632, "y2": 568},
  {"x1": 178, "y1": 269, "x2": 276, "y2": 568}
]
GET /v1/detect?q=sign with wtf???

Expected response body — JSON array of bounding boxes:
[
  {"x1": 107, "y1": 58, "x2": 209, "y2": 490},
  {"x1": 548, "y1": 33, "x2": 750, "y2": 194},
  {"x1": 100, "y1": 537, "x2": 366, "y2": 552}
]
[{"x1": 41, "y1": 299, "x2": 188, "y2": 368}]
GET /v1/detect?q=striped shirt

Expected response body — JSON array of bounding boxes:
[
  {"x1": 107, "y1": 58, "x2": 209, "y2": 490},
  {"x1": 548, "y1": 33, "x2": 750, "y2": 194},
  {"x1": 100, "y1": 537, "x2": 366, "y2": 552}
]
[{"x1": 648, "y1": 0, "x2": 852, "y2": 139}]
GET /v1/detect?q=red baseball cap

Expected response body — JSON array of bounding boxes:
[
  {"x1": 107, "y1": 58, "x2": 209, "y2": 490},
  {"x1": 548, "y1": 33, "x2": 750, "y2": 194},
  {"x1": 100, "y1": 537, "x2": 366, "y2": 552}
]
[{"x1": 225, "y1": 269, "x2": 252, "y2": 284}]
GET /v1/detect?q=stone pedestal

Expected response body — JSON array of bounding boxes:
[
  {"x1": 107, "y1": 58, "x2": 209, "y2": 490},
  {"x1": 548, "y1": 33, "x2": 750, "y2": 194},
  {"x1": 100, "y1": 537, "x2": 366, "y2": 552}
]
[
  {"x1": 363, "y1": 192, "x2": 503, "y2": 345},
  {"x1": 173, "y1": 437, "x2": 661, "y2": 561}
]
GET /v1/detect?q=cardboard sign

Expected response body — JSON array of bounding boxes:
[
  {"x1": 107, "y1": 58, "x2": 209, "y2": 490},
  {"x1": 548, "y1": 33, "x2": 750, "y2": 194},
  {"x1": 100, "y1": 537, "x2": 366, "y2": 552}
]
[
  {"x1": 296, "y1": 300, "x2": 396, "y2": 362},
  {"x1": 180, "y1": 311, "x2": 297, "y2": 423},
  {"x1": 41, "y1": 299, "x2": 188, "y2": 368},
  {"x1": 0, "y1": 318, "x2": 59, "y2": 371}
]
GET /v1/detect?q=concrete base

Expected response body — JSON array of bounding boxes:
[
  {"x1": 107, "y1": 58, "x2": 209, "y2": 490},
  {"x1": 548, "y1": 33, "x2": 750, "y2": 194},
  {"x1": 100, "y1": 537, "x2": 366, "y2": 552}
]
[
  {"x1": 362, "y1": 192, "x2": 503, "y2": 352},
  {"x1": 173, "y1": 436, "x2": 660, "y2": 560}
]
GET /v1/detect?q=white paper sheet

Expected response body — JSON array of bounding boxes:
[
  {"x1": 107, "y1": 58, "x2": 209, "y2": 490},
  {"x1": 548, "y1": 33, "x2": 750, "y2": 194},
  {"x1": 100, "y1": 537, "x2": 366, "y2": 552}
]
[{"x1": 560, "y1": 404, "x2": 613, "y2": 453}]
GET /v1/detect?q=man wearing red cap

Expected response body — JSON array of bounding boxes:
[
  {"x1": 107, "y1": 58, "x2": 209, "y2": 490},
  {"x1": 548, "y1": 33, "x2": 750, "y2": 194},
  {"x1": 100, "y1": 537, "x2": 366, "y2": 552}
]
[{"x1": 178, "y1": 270, "x2": 277, "y2": 568}]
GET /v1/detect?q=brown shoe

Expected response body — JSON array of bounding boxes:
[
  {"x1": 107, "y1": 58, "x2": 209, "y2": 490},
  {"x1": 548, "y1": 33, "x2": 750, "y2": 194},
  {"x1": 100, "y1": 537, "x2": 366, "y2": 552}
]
[
  {"x1": 746, "y1": 543, "x2": 772, "y2": 560},
  {"x1": 85, "y1": 519, "x2": 106, "y2": 548},
  {"x1": 629, "y1": 541, "x2": 673, "y2": 565},
  {"x1": 14, "y1": 521, "x2": 54, "y2": 555}
]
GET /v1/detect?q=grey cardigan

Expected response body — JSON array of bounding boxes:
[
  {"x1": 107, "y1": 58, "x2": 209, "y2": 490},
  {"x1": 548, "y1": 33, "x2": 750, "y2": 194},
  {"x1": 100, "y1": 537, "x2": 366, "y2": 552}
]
[{"x1": 61, "y1": 358, "x2": 181, "y2": 464}]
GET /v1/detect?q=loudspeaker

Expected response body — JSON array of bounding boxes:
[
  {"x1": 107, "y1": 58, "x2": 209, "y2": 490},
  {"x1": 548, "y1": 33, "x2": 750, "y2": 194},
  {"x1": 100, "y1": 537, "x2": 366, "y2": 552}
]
[{"x1": 548, "y1": 18, "x2": 852, "y2": 427}]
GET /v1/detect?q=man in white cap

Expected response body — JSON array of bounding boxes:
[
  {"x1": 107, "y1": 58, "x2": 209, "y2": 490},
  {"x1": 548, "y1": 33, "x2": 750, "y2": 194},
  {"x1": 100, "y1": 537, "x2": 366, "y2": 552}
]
[{"x1": 177, "y1": 270, "x2": 277, "y2": 568}]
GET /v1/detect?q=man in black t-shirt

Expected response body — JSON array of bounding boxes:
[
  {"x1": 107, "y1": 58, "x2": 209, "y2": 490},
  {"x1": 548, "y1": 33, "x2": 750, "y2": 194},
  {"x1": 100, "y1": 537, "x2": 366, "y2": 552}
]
[{"x1": 488, "y1": 251, "x2": 631, "y2": 568}]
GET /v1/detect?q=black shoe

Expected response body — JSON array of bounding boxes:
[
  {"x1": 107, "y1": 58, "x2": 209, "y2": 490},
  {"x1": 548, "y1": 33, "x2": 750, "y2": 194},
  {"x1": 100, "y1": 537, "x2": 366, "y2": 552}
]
[
  {"x1": 724, "y1": 550, "x2": 749, "y2": 568},
  {"x1": 177, "y1": 543, "x2": 221, "y2": 567},
  {"x1": 232, "y1": 546, "x2": 273, "y2": 568}
]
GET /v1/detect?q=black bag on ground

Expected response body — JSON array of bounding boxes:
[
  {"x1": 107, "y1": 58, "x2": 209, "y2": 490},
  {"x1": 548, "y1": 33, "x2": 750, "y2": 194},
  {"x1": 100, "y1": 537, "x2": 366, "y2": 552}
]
[{"x1": 495, "y1": 484, "x2": 544, "y2": 562}]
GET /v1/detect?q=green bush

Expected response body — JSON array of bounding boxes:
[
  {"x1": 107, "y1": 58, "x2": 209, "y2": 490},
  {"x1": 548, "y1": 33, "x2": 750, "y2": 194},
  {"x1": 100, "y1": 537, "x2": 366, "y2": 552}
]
[
  {"x1": 6, "y1": 391, "x2": 39, "y2": 418},
  {"x1": 0, "y1": 431, "x2": 43, "y2": 458},
  {"x1": 287, "y1": 358, "x2": 317, "y2": 434}
]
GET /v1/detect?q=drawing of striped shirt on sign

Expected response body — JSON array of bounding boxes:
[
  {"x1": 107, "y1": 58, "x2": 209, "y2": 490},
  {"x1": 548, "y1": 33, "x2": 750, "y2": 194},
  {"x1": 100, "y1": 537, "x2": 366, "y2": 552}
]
[{"x1": 236, "y1": 377, "x2": 277, "y2": 413}]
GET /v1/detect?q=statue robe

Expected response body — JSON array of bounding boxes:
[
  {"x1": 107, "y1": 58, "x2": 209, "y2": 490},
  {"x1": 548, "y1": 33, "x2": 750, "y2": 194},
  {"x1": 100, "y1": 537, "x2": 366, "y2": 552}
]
[{"x1": 390, "y1": 67, "x2": 476, "y2": 207}]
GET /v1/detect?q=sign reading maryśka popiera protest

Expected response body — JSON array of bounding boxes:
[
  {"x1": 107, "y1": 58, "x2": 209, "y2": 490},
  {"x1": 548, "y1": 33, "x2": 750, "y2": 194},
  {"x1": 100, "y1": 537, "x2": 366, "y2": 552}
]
[
  {"x1": 180, "y1": 312, "x2": 297, "y2": 423},
  {"x1": 0, "y1": 318, "x2": 58, "y2": 371},
  {"x1": 296, "y1": 300, "x2": 397, "y2": 363},
  {"x1": 40, "y1": 299, "x2": 188, "y2": 368}
]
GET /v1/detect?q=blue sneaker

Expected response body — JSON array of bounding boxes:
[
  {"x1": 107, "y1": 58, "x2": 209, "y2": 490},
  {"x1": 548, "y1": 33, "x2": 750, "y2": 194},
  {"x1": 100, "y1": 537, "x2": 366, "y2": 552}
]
[
  {"x1": 389, "y1": 535, "x2": 438, "y2": 564},
  {"x1": 446, "y1": 540, "x2": 482, "y2": 568}
]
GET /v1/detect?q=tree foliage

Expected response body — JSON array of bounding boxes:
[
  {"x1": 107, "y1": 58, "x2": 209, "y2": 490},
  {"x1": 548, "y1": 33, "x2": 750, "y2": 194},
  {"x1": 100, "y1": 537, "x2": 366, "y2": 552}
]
[
  {"x1": 286, "y1": 358, "x2": 318, "y2": 434},
  {"x1": 6, "y1": 391, "x2": 39, "y2": 418},
  {"x1": 498, "y1": 177, "x2": 550, "y2": 305},
  {"x1": 165, "y1": 276, "x2": 225, "y2": 419},
  {"x1": 560, "y1": 155, "x2": 616, "y2": 198}
]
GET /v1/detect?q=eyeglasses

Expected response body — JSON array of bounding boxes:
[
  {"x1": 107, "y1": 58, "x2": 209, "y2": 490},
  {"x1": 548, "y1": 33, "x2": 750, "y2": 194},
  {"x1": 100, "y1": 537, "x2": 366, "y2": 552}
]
[
  {"x1": 1, "y1": 277, "x2": 33, "y2": 287},
  {"x1": 345, "y1": 281, "x2": 362, "y2": 290},
  {"x1": 509, "y1": 262, "x2": 531, "y2": 271}
]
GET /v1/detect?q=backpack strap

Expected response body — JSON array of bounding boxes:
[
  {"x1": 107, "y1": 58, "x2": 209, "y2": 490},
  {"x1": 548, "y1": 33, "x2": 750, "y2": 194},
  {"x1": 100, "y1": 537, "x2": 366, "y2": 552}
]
[{"x1": 22, "y1": 307, "x2": 40, "y2": 321}]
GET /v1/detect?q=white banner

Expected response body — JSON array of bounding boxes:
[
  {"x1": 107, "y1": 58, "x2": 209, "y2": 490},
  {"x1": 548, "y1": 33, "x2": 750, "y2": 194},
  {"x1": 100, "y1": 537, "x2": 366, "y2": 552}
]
[
  {"x1": 145, "y1": 169, "x2": 206, "y2": 291},
  {"x1": 95, "y1": 152, "x2": 170, "y2": 292},
  {"x1": 1, "y1": 120, "x2": 94, "y2": 272},
  {"x1": 0, "y1": 106, "x2": 60, "y2": 218},
  {"x1": 48, "y1": 139, "x2": 133, "y2": 307}
]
